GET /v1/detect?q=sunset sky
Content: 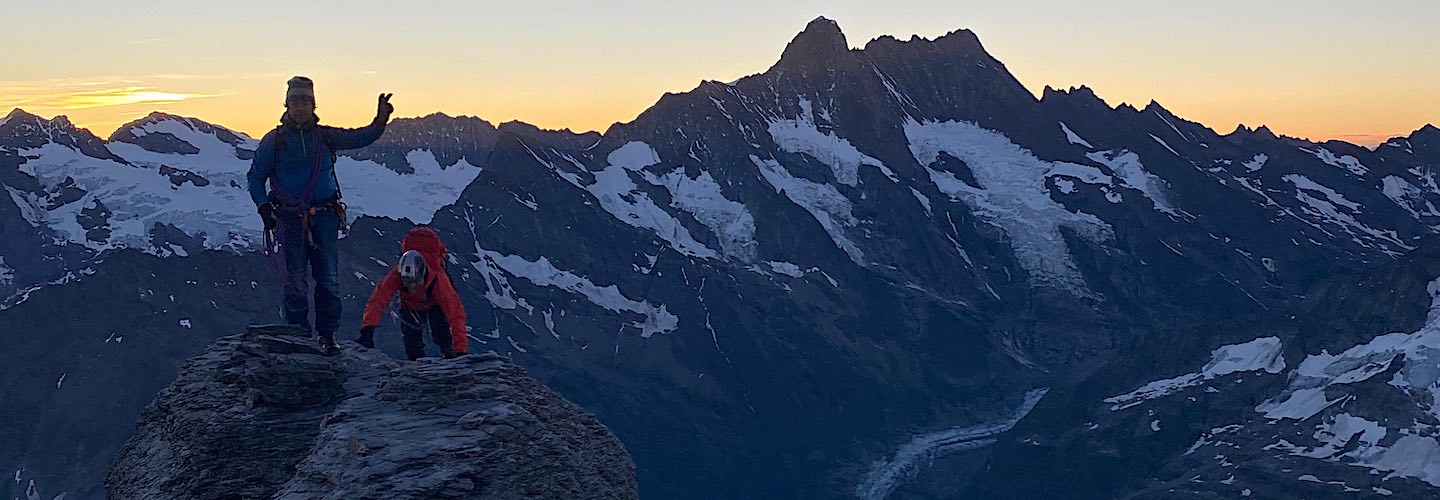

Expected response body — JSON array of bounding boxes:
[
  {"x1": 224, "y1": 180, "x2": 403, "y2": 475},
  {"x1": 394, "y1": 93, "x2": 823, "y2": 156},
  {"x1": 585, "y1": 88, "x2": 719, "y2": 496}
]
[{"x1": 4, "y1": 1, "x2": 1436, "y2": 147}]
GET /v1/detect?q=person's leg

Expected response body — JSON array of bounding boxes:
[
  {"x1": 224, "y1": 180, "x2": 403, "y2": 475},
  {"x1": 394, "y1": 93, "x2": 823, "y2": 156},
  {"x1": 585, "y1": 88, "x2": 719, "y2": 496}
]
[
  {"x1": 427, "y1": 306, "x2": 455, "y2": 358},
  {"x1": 357, "y1": 325, "x2": 376, "y2": 348},
  {"x1": 308, "y1": 211, "x2": 342, "y2": 343},
  {"x1": 278, "y1": 212, "x2": 311, "y2": 331},
  {"x1": 399, "y1": 308, "x2": 426, "y2": 360}
]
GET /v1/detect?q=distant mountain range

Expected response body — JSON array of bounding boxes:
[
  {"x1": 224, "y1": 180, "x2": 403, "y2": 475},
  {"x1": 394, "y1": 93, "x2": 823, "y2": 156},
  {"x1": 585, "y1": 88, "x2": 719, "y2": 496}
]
[{"x1": 3, "y1": 16, "x2": 1439, "y2": 499}]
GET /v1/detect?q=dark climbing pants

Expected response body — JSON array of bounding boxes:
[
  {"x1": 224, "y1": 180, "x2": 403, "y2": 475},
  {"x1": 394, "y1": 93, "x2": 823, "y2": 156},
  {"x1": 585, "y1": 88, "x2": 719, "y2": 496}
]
[
  {"x1": 400, "y1": 306, "x2": 454, "y2": 360},
  {"x1": 279, "y1": 209, "x2": 341, "y2": 337}
]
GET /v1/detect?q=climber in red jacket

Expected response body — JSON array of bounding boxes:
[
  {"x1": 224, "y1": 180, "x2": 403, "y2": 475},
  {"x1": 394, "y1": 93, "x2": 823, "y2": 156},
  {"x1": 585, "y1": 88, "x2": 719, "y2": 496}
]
[{"x1": 359, "y1": 226, "x2": 468, "y2": 360}]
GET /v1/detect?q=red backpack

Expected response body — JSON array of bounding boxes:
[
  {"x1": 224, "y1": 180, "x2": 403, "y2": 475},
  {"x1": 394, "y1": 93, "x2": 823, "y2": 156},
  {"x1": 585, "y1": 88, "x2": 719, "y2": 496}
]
[
  {"x1": 399, "y1": 226, "x2": 452, "y2": 301},
  {"x1": 401, "y1": 226, "x2": 448, "y2": 270}
]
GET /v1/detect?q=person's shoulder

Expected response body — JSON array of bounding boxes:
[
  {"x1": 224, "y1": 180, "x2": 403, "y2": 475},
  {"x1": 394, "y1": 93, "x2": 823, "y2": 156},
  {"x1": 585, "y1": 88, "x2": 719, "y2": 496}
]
[{"x1": 258, "y1": 127, "x2": 282, "y2": 145}]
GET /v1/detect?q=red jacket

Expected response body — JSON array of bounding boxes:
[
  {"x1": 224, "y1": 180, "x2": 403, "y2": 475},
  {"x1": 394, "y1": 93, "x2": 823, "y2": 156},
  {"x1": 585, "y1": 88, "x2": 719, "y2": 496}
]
[{"x1": 361, "y1": 226, "x2": 468, "y2": 353}]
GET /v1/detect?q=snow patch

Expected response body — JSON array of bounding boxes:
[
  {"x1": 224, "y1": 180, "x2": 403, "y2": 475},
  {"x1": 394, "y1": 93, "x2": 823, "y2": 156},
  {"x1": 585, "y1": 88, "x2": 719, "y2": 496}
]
[
  {"x1": 1284, "y1": 174, "x2": 1408, "y2": 251},
  {"x1": 1297, "y1": 413, "x2": 1387, "y2": 460},
  {"x1": 1086, "y1": 150, "x2": 1179, "y2": 215},
  {"x1": 336, "y1": 150, "x2": 483, "y2": 225},
  {"x1": 768, "y1": 98, "x2": 897, "y2": 186},
  {"x1": 5, "y1": 186, "x2": 46, "y2": 227},
  {"x1": 473, "y1": 250, "x2": 679, "y2": 338},
  {"x1": 1243, "y1": 153, "x2": 1268, "y2": 172},
  {"x1": 909, "y1": 187, "x2": 932, "y2": 216},
  {"x1": 1106, "y1": 337, "x2": 1284, "y2": 411},
  {"x1": 653, "y1": 168, "x2": 756, "y2": 262},
  {"x1": 1254, "y1": 278, "x2": 1440, "y2": 486},
  {"x1": 607, "y1": 141, "x2": 661, "y2": 171},
  {"x1": 1149, "y1": 133, "x2": 1180, "y2": 156},
  {"x1": 766, "y1": 261, "x2": 805, "y2": 278},
  {"x1": 856, "y1": 388, "x2": 1048, "y2": 500},
  {"x1": 751, "y1": 155, "x2": 865, "y2": 264},
  {"x1": 554, "y1": 142, "x2": 718, "y2": 258},
  {"x1": 1381, "y1": 175, "x2": 1440, "y2": 221},
  {"x1": 1059, "y1": 121, "x2": 1093, "y2": 148},
  {"x1": 1303, "y1": 147, "x2": 1368, "y2": 176},
  {"x1": 904, "y1": 119, "x2": 1111, "y2": 295}
]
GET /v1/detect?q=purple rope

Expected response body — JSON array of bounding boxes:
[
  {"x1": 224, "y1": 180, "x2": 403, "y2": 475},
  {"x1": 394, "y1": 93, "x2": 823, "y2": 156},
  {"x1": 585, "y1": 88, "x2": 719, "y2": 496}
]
[{"x1": 259, "y1": 127, "x2": 328, "y2": 298}]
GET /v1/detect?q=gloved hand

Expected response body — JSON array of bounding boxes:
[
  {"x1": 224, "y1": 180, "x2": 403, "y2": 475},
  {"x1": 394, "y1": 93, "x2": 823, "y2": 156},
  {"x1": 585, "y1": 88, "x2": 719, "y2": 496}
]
[
  {"x1": 376, "y1": 93, "x2": 394, "y2": 121},
  {"x1": 444, "y1": 350, "x2": 466, "y2": 359},
  {"x1": 258, "y1": 203, "x2": 278, "y2": 231},
  {"x1": 357, "y1": 326, "x2": 376, "y2": 348}
]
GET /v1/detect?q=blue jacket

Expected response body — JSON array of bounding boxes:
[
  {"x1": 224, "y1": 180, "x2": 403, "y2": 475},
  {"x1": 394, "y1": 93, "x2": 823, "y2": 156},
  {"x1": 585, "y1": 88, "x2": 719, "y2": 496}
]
[{"x1": 247, "y1": 119, "x2": 387, "y2": 207}]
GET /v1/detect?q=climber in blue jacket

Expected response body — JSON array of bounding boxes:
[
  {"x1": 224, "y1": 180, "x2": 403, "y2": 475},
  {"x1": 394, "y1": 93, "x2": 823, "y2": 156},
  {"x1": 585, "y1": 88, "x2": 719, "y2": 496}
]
[{"x1": 246, "y1": 76, "x2": 393, "y2": 355}]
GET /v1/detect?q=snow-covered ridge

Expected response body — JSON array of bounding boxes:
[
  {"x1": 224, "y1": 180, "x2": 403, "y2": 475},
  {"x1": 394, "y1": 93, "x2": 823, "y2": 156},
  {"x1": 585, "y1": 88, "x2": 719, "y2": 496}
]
[
  {"x1": 15, "y1": 142, "x2": 260, "y2": 252},
  {"x1": 8, "y1": 124, "x2": 485, "y2": 256}
]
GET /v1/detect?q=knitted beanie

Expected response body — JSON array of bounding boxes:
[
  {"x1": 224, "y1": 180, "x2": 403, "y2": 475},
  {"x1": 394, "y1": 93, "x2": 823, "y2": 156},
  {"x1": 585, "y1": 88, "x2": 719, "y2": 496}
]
[{"x1": 286, "y1": 76, "x2": 315, "y2": 102}]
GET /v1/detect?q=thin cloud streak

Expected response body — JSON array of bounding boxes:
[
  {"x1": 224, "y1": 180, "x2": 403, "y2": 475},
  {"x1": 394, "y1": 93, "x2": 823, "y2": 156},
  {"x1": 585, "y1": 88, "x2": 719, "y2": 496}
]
[{"x1": 0, "y1": 84, "x2": 225, "y2": 111}]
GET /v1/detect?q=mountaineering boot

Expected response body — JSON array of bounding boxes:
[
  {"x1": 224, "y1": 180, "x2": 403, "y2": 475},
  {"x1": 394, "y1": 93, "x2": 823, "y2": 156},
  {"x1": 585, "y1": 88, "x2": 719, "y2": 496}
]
[
  {"x1": 319, "y1": 334, "x2": 341, "y2": 356},
  {"x1": 357, "y1": 326, "x2": 376, "y2": 349}
]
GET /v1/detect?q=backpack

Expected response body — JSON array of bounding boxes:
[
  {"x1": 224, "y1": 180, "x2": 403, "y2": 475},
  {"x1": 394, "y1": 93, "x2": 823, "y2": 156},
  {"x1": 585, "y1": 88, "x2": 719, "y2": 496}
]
[{"x1": 400, "y1": 225, "x2": 453, "y2": 302}]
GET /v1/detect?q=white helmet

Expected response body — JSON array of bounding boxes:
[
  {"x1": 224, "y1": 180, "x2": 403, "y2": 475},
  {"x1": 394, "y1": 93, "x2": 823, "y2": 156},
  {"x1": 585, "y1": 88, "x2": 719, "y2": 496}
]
[{"x1": 398, "y1": 250, "x2": 428, "y2": 288}]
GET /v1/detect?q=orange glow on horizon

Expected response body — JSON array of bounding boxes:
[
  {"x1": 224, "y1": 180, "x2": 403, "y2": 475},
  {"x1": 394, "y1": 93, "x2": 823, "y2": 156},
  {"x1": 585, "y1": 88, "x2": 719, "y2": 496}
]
[
  {"x1": 2, "y1": 73, "x2": 1430, "y2": 149},
  {"x1": 4, "y1": 2, "x2": 1435, "y2": 148}
]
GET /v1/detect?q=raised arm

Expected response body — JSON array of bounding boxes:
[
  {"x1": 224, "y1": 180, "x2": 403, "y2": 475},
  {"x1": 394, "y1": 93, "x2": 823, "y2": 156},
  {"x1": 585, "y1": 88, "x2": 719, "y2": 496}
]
[{"x1": 327, "y1": 93, "x2": 393, "y2": 150}]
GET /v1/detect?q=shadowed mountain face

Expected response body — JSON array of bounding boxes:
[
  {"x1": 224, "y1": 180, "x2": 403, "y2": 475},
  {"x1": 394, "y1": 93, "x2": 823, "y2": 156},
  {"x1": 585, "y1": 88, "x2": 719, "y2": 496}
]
[{"x1": 4, "y1": 16, "x2": 1440, "y2": 499}]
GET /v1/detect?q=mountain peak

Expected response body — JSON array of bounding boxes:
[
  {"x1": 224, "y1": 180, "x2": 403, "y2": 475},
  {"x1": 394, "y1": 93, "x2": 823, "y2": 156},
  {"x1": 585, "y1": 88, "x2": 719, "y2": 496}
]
[
  {"x1": 2, "y1": 108, "x2": 40, "y2": 127},
  {"x1": 1040, "y1": 85, "x2": 1110, "y2": 109},
  {"x1": 931, "y1": 27, "x2": 986, "y2": 54},
  {"x1": 0, "y1": 109, "x2": 123, "y2": 161},
  {"x1": 109, "y1": 112, "x2": 251, "y2": 152},
  {"x1": 1229, "y1": 123, "x2": 1277, "y2": 140},
  {"x1": 774, "y1": 17, "x2": 850, "y2": 69}
]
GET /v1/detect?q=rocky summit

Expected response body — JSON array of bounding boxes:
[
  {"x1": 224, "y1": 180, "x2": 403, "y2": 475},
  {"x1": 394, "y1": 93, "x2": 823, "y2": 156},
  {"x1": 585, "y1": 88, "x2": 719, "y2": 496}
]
[{"x1": 105, "y1": 324, "x2": 637, "y2": 500}]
